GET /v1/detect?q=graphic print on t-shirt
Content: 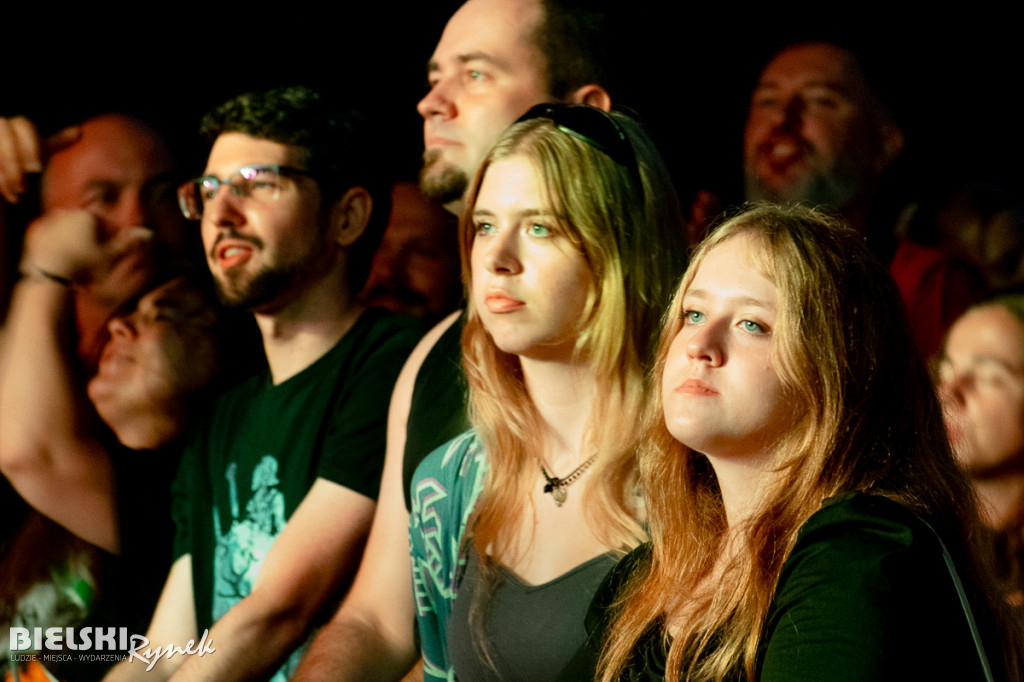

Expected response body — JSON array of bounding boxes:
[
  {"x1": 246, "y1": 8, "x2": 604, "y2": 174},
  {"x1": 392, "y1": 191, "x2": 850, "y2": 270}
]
[{"x1": 211, "y1": 456, "x2": 287, "y2": 622}]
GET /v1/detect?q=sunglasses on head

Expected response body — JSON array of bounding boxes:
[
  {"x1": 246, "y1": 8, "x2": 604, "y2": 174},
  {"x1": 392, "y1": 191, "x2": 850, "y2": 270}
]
[{"x1": 514, "y1": 103, "x2": 643, "y2": 193}]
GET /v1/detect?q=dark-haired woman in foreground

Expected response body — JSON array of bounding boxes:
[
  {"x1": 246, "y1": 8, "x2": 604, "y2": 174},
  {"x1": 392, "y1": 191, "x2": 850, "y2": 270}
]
[{"x1": 568, "y1": 203, "x2": 1022, "y2": 681}]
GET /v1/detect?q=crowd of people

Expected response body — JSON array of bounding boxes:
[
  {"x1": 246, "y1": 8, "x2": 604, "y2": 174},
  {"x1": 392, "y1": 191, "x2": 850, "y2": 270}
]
[{"x1": 1, "y1": 1, "x2": 1023, "y2": 681}]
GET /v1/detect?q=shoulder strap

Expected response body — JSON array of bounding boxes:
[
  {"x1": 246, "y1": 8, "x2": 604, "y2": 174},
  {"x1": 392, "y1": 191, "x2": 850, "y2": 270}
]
[{"x1": 917, "y1": 516, "x2": 995, "y2": 682}]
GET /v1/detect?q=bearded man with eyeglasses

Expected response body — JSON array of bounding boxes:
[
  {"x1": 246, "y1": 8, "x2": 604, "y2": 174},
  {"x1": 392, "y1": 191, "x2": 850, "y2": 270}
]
[{"x1": 102, "y1": 85, "x2": 422, "y2": 682}]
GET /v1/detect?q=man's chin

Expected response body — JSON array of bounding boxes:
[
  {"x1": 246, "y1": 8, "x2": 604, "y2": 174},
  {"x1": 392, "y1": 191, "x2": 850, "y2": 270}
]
[
  {"x1": 419, "y1": 157, "x2": 469, "y2": 207},
  {"x1": 213, "y1": 263, "x2": 309, "y2": 314},
  {"x1": 746, "y1": 167, "x2": 807, "y2": 202},
  {"x1": 746, "y1": 167, "x2": 860, "y2": 210}
]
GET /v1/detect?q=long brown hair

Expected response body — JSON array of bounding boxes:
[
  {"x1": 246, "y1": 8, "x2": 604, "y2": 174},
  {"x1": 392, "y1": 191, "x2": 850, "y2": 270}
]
[{"x1": 600, "y1": 203, "x2": 1021, "y2": 681}]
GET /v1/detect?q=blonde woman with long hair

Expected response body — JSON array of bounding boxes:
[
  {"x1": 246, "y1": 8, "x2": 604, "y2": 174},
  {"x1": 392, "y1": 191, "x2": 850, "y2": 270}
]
[
  {"x1": 408, "y1": 104, "x2": 687, "y2": 682},
  {"x1": 567, "y1": 203, "x2": 1022, "y2": 681}
]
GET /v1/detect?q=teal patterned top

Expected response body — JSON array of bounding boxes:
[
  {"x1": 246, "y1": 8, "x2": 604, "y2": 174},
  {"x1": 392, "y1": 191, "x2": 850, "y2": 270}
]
[{"x1": 409, "y1": 431, "x2": 488, "y2": 682}]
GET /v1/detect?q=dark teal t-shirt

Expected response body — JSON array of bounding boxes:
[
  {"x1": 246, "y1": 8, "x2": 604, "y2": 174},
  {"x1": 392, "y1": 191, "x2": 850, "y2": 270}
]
[{"x1": 171, "y1": 309, "x2": 421, "y2": 677}]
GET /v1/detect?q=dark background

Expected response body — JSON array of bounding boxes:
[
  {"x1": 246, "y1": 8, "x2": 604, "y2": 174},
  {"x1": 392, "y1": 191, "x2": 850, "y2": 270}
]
[{"x1": 6, "y1": 5, "x2": 1021, "y2": 209}]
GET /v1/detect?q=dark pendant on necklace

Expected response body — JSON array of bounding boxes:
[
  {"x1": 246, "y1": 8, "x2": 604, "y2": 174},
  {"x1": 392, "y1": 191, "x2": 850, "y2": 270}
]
[
  {"x1": 542, "y1": 478, "x2": 567, "y2": 506},
  {"x1": 540, "y1": 455, "x2": 596, "y2": 507}
]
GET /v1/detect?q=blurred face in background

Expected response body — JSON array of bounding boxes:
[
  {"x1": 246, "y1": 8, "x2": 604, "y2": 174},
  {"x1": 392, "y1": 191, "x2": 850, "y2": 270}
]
[
  {"x1": 43, "y1": 114, "x2": 189, "y2": 365},
  {"x1": 743, "y1": 43, "x2": 901, "y2": 211},
  {"x1": 939, "y1": 304, "x2": 1024, "y2": 478},
  {"x1": 43, "y1": 113, "x2": 184, "y2": 252},
  {"x1": 360, "y1": 182, "x2": 461, "y2": 323},
  {"x1": 88, "y1": 277, "x2": 221, "y2": 448}
]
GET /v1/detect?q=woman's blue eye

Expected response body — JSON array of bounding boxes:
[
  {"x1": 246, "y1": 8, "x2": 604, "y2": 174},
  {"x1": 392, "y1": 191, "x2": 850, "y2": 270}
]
[
  {"x1": 683, "y1": 310, "x2": 704, "y2": 324},
  {"x1": 740, "y1": 320, "x2": 766, "y2": 334},
  {"x1": 528, "y1": 223, "x2": 551, "y2": 237},
  {"x1": 475, "y1": 222, "x2": 497, "y2": 235}
]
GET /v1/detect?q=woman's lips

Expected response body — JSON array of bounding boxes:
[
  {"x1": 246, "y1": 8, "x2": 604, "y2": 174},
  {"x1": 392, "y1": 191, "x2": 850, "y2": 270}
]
[
  {"x1": 676, "y1": 378, "x2": 718, "y2": 396},
  {"x1": 484, "y1": 292, "x2": 525, "y2": 313}
]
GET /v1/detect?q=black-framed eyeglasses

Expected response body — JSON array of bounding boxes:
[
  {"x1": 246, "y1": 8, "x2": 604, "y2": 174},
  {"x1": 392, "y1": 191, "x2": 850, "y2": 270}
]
[
  {"x1": 514, "y1": 104, "x2": 643, "y2": 192},
  {"x1": 176, "y1": 164, "x2": 314, "y2": 220}
]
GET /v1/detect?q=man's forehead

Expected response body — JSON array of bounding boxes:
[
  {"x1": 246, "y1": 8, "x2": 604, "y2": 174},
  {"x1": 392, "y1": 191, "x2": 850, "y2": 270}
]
[
  {"x1": 136, "y1": 277, "x2": 216, "y2": 321},
  {"x1": 43, "y1": 115, "x2": 174, "y2": 202},
  {"x1": 958, "y1": 305, "x2": 1024, "y2": 345},
  {"x1": 204, "y1": 133, "x2": 303, "y2": 174},
  {"x1": 757, "y1": 43, "x2": 868, "y2": 94},
  {"x1": 430, "y1": 0, "x2": 544, "y2": 70},
  {"x1": 428, "y1": 51, "x2": 511, "y2": 75},
  {"x1": 141, "y1": 276, "x2": 192, "y2": 303},
  {"x1": 390, "y1": 183, "x2": 453, "y2": 226}
]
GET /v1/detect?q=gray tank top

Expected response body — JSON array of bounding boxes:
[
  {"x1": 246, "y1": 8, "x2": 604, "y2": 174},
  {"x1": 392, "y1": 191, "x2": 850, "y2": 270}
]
[{"x1": 446, "y1": 548, "x2": 617, "y2": 681}]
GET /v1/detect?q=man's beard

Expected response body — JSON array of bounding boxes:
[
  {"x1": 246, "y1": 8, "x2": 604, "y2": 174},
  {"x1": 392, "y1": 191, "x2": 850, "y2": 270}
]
[
  {"x1": 744, "y1": 161, "x2": 864, "y2": 211},
  {"x1": 419, "y1": 149, "x2": 469, "y2": 206},
  {"x1": 214, "y1": 259, "x2": 308, "y2": 311}
]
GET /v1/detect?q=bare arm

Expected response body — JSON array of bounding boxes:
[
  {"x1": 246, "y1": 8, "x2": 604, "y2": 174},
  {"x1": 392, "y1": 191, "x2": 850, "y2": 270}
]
[
  {"x1": 104, "y1": 554, "x2": 199, "y2": 681},
  {"x1": 400, "y1": 660, "x2": 424, "y2": 682},
  {"x1": 0, "y1": 272, "x2": 118, "y2": 549},
  {"x1": 291, "y1": 311, "x2": 460, "y2": 681},
  {"x1": 163, "y1": 478, "x2": 375, "y2": 681},
  {"x1": 0, "y1": 210, "x2": 144, "y2": 552}
]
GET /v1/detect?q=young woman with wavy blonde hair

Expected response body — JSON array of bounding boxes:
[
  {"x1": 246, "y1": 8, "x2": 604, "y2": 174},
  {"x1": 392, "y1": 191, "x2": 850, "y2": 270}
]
[{"x1": 573, "y1": 203, "x2": 1022, "y2": 681}]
